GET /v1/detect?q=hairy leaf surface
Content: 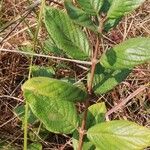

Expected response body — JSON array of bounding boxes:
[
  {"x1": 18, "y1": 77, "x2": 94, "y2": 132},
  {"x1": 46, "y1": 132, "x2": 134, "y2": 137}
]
[
  {"x1": 100, "y1": 37, "x2": 150, "y2": 69},
  {"x1": 87, "y1": 120, "x2": 150, "y2": 150},
  {"x1": 44, "y1": 7, "x2": 91, "y2": 60}
]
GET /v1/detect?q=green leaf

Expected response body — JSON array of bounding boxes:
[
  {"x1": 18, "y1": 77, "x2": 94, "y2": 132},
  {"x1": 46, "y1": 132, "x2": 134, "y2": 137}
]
[
  {"x1": 72, "y1": 102, "x2": 106, "y2": 150},
  {"x1": 77, "y1": 0, "x2": 104, "y2": 15},
  {"x1": 44, "y1": 7, "x2": 91, "y2": 60},
  {"x1": 24, "y1": 91, "x2": 79, "y2": 134},
  {"x1": 101, "y1": 0, "x2": 120, "y2": 32},
  {"x1": 14, "y1": 105, "x2": 37, "y2": 125},
  {"x1": 60, "y1": 77, "x2": 86, "y2": 91},
  {"x1": 100, "y1": 37, "x2": 150, "y2": 69},
  {"x1": 64, "y1": 0, "x2": 98, "y2": 32},
  {"x1": 103, "y1": 0, "x2": 145, "y2": 32},
  {"x1": 72, "y1": 131, "x2": 95, "y2": 150},
  {"x1": 28, "y1": 143, "x2": 42, "y2": 150},
  {"x1": 94, "y1": 69, "x2": 131, "y2": 94},
  {"x1": 86, "y1": 102, "x2": 106, "y2": 129},
  {"x1": 22, "y1": 77, "x2": 88, "y2": 134},
  {"x1": 88, "y1": 64, "x2": 131, "y2": 94},
  {"x1": 103, "y1": 17, "x2": 121, "y2": 32},
  {"x1": 31, "y1": 65, "x2": 55, "y2": 77},
  {"x1": 87, "y1": 120, "x2": 150, "y2": 150},
  {"x1": 43, "y1": 39, "x2": 64, "y2": 55},
  {"x1": 107, "y1": 0, "x2": 145, "y2": 19},
  {"x1": 22, "y1": 77, "x2": 87, "y2": 103},
  {"x1": 29, "y1": 126, "x2": 49, "y2": 141},
  {"x1": 100, "y1": 0, "x2": 112, "y2": 13}
]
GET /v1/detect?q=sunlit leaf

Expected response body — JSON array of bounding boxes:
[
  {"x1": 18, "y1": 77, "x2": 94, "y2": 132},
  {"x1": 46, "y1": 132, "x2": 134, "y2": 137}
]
[
  {"x1": 87, "y1": 120, "x2": 150, "y2": 150},
  {"x1": 107, "y1": 0, "x2": 145, "y2": 19},
  {"x1": 22, "y1": 77, "x2": 88, "y2": 134},
  {"x1": 100, "y1": 37, "x2": 150, "y2": 69}
]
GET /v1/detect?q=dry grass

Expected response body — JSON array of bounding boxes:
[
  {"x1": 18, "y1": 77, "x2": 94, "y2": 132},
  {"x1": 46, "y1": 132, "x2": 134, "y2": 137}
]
[{"x1": 0, "y1": 0, "x2": 150, "y2": 149}]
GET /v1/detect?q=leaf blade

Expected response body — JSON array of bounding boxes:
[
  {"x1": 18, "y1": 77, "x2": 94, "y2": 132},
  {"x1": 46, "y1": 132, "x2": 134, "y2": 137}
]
[
  {"x1": 22, "y1": 77, "x2": 87, "y2": 103},
  {"x1": 86, "y1": 102, "x2": 106, "y2": 129},
  {"x1": 107, "y1": 0, "x2": 145, "y2": 19},
  {"x1": 64, "y1": 0, "x2": 98, "y2": 32},
  {"x1": 77, "y1": 0, "x2": 104, "y2": 15},
  {"x1": 72, "y1": 102, "x2": 106, "y2": 150},
  {"x1": 22, "y1": 77, "x2": 88, "y2": 134},
  {"x1": 100, "y1": 37, "x2": 150, "y2": 69},
  {"x1": 44, "y1": 7, "x2": 91, "y2": 60},
  {"x1": 87, "y1": 120, "x2": 150, "y2": 150},
  {"x1": 24, "y1": 91, "x2": 79, "y2": 134}
]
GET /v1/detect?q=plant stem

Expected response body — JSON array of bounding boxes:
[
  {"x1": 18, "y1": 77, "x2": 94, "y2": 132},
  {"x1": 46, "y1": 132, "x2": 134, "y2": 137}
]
[
  {"x1": 23, "y1": 1, "x2": 45, "y2": 149},
  {"x1": 77, "y1": 37, "x2": 99, "y2": 150},
  {"x1": 23, "y1": 57, "x2": 33, "y2": 150},
  {"x1": 33, "y1": 0, "x2": 45, "y2": 51}
]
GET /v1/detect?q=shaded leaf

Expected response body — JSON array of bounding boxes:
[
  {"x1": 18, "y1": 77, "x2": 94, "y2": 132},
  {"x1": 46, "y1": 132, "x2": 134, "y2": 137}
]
[
  {"x1": 72, "y1": 102, "x2": 106, "y2": 150},
  {"x1": 88, "y1": 64, "x2": 131, "y2": 94},
  {"x1": 43, "y1": 39, "x2": 64, "y2": 55},
  {"x1": 100, "y1": 0, "x2": 112, "y2": 13},
  {"x1": 64, "y1": 0, "x2": 98, "y2": 32},
  {"x1": 87, "y1": 120, "x2": 150, "y2": 150},
  {"x1": 86, "y1": 102, "x2": 106, "y2": 129},
  {"x1": 72, "y1": 131, "x2": 95, "y2": 150},
  {"x1": 100, "y1": 37, "x2": 150, "y2": 69},
  {"x1": 77, "y1": 0, "x2": 104, "y2": 15},
  {"x1": 103, "y1": 17, "x2": 121, "y2": 32},
  {"x1": 28, "y1": 143, "x2": 42, "y2": 150},
  {"x1": 14, "y1": 105, "x2": 37, "y2": 125},
  {"x1": 31, "y1": 65, "x2": 55, "y2": 78},
  {"x1": 44, "y1": 7, "x2": 91, "y2": 60}
]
